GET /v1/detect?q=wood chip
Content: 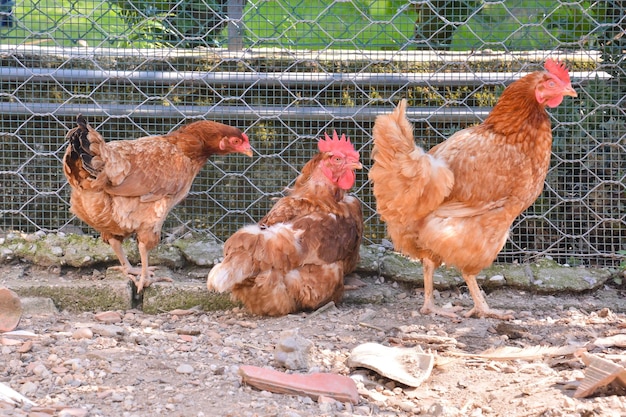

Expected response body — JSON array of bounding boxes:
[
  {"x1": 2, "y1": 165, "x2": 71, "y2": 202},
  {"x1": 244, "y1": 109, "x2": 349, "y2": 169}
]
[
  {"x1": 574, "y1": 352, "x2": 626, "y2": 398},
  {"x1": 169, "y1": 309, "x2": 195, "y2": 316},
  {"x1": 1, "y1": 337, "x2": 22, "y2": 346},
  {"x1": 2, "y1": 330, "x2": 37, "y2": 338},
  {"x1": 238, "y1": 365, "x2": 359, "y2": 404},
  {"x1": 178, "y1": 334, "x2": 194, "y2": 343},
  {"x1": 448, "y1": 345, "x2": 580, "y2": 361},
  {"x1": 348, "y1": 342, "x2": 434, "y2": 388},
  {"x1": 17, "y1": 340, "x2": 33, "y2": 353},
  {"x1": 593, "y1": 334, "x2": 626, "y2": 348},
  {"x1": 176, "y1": 328, "x2": 201, "y2": 336},
  {"x1": 0, "y1": 381, "x2": 36, "y2": 406}
]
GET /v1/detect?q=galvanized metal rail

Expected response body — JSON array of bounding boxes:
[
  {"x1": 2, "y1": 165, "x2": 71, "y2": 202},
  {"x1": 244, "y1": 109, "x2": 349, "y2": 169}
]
[{"x1": 0, "y1": 67, "x2": 609, "y2": 122}]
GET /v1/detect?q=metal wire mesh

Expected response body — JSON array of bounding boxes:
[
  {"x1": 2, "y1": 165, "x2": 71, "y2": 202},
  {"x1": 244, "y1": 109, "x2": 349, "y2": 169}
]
[{"x1": 0, "y1": 0, "x2": 624, "y2": 266}]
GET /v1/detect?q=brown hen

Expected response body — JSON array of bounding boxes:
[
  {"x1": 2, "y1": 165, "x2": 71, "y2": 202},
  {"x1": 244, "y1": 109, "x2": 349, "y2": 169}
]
[
  {"x1": 369, "y1": 60, "x2": 577, "y2": 319},
  {"x1": 63, "y1": 116, "x2": 252, "y2": 292},
  {"x1": 207, "y1": 131, "x2": 363, "y2": 316}
]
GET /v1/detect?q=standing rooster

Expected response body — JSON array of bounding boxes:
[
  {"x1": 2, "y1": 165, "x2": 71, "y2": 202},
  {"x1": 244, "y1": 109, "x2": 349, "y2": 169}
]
[
  {"x1": 207, "y1": 131, "x2": 363, "y2": 316},
  {"x1": 63, "y1": 116, "x2": 252, "y2": 292},
  {"x1": 369, "y1": 59, "x2": 577, "y2": 319}
]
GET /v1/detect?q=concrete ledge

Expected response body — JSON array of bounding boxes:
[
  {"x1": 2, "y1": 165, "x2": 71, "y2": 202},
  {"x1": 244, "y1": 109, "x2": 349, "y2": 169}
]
[
  {"x1": 142, "y1": 280, "x2": 237, "y2": 314},
  {"x1": 0, "y1": 234, "x2": 618, "y2": 315},
  {"x1": 8, "y1": 273, "x2": 133, "y2": 312}
]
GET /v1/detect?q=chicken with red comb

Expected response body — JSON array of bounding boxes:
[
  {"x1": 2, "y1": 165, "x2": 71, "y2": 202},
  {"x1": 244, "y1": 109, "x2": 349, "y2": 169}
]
[
  {"x1": 370, "y1": 60, "x2": 577, "y2": 320},
  {"x1": 207, "y1": 131, "x2": 363, "y2": 316},
  {"x1": 63, "y1": 116, "x2": 252, "y2": 293}
]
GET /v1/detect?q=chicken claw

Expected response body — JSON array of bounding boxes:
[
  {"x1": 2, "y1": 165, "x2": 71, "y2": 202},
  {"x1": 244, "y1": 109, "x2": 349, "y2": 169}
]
[
  {"x1": 110, "y1": 265, "x2": 173, "y2": 293},
  {"x1": 463, "y1": 274, "x2": 514, "y2": 320},
  {"x1": 129, "y1": 274, "x2": 174, "y2": 293},
  {"x1": 110, "y1": 265, "x2": 157, "y2": 277},
  {"x1": 464, "y1": 307, "x2": 514, "y2": 320}
]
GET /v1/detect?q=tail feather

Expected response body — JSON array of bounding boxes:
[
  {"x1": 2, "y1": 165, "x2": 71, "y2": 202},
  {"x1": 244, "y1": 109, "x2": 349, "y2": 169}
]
[
  {"x1": 207, "y1": 262, "x2": 243, "y2": 292},
  {"x1": 65, "y1": 114, "x2": 106, "y2": 179},
  {"x1": 74, "y1": 115, "x2": 95, "y2": 165},
  {"x1": 369, "y1": 100, "x2": 454, "y2": 224},
  {"x1": 207, "y1": 224, "x2": 300, "y2": 293}
]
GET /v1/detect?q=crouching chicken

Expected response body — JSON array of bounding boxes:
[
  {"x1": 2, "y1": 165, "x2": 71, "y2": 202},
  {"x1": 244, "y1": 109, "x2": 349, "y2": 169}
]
[
  {"x1": 207, "y1": 131, "x2": 363, "y2": 316},
  {"x1": 369, "y1": 59, "x2": 577, "y2": 320},
  {"x1": 63, "y1": 116, "x2": 252, "y2": 292}
]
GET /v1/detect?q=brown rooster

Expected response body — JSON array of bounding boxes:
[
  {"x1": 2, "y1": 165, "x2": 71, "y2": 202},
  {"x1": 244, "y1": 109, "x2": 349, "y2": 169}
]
[
  {"x1": 369, "y1": 59, "x2": 577, "y2": 319},
  {"x1": 63, "y1": 116, "x2": 252, "y2": 292},
  {"x1": 207, "y1": 131, "x2": 363, "y2": 316}
]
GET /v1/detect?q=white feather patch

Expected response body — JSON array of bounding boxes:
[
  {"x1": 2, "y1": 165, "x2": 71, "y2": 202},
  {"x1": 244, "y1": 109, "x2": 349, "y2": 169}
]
[{"x1": 207, "y1": 263, "x2": 237, "y2": 292}]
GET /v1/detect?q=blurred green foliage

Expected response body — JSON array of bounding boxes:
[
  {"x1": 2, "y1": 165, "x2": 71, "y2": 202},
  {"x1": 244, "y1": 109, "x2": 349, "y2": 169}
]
[
  {"x1": 242, "y1": 0, "x2": 416, "y2": 49},
  {"x1": 110, "y1": 0, "x2": 228, "y2": 47},
  {"x1": 2, "y1": 0, "x2": 621, "y2": 51},
  {"x1": 451, "y1": 0, "x2": 596, "y2": 50},
  {"x1": 4, "y1": 0, "x2": 125, "y2": 47}
]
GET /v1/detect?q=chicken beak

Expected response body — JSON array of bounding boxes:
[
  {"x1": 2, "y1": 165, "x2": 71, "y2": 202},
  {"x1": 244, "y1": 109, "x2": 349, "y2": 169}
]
[
  {"x1": 563, "y1": 86, "x2": 578, "y2": 98},
  {"x1": 242, "y1": 148, "x2": 253, "y2": 157},
  {"x1": 352, "y1": 162, "x2": 363, "y2": 170}
]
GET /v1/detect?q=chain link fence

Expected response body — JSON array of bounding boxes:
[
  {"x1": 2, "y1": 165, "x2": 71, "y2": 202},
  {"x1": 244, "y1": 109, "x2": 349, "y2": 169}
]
[{"x1": 0, "y1": 0, "x2": 624, "y2": 266}]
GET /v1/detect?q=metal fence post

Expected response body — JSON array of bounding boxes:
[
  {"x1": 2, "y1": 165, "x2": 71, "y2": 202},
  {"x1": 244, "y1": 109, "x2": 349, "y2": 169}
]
[{"x1": 227, "y1": 0, "x2": 244, "y2": 52}]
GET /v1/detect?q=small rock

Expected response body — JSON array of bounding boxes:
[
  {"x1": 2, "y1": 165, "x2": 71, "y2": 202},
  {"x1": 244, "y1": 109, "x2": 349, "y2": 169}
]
[
  {"x1": 273, "y1": 329, "x2": 313, "y2": 370},
  {"x1": 318, "y1": 399, "x2": 335, "y2": 413},
  {"x1": 72, "y1": 328, "x2": 94, "y2": 340},
  {"x1": 171, "y1": 393, "x2": 186, "y2": 403},
  {"x1": 176, "y1": 327, "x2": 201, "y2": 336},
  {"x1": 20, "y1": 297, "x2": 58, "y2": 315},
  {"x1": 92, "y1": 324, "x2": 124, "y2": 338},
  {"x1": 59, "y1": 408, "x2": 88, "y2": 417},
  {"x1": 17, "y1": 340, "x2": 33, "y2": 353},
  {"x1": 176, "y1": 364, "x2": 194, "y2": 374},
  {"x1": 19, "y1": 381, "x2": 38, "y2": 396},
  {"x1": 31, "y1": 363, "x2": 49, "y2": 377},
  {"x1": 94, "y1": 311, "x2": 122, "y2": 323}
]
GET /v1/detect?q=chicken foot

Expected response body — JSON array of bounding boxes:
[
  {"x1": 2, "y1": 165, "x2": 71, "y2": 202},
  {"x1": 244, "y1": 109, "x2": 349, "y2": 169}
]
[
  {"x1": 109, "y1": 239, "x2": 172, "y2": 293},
  {"x1": 419, "y1": 258, "x2": 463, "y2": 318},
  {"x1": 419, "y1": 259, "x2": 513, "y2": 320},
  {"x1": 463, "y1": 273, "x2": 514, "y2": 320}
]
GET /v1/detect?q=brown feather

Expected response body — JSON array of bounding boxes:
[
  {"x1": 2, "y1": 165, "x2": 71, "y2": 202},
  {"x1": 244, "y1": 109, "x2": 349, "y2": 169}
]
[
  {"x1": 370, "y1": 64, "x2": 576, "y2": 318},
  {"x1": 63, "y1": 116, "x2": 250, "y2": 291},
  {"x1": 208, "y1": 149, "x2": 363, "y2": 316}
]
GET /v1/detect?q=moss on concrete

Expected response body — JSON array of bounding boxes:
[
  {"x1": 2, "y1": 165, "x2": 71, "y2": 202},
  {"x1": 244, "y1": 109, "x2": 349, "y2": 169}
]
[
  {"x1": 141, "y1": 281, "x2": 238, "y2": 314},
  {"x1": 12, "y1": 281, "x2": 132, "y2": 312}
]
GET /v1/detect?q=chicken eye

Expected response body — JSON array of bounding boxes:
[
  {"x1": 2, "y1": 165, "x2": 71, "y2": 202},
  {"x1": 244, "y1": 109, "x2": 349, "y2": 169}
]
[
  {"x1": 231, "y1": 138, "x2": 242, "y2": 146},
  {"x1": 548, "y1": 81, "x2": 556, "y2": 88}
]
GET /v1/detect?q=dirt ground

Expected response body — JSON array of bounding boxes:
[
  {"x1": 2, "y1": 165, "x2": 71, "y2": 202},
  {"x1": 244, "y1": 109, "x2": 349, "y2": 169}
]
[{"x1": 2, "y1": 265, "x2": 626, "y2": 417}]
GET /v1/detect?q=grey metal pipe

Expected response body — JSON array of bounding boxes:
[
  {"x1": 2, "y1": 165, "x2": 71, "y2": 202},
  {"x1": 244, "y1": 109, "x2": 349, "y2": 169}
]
[
  {"x1": 0, "y1": 67, "x2": 610, "y2": 87},
  {"x1": 0, "y1": 102, "x2": 490, "y2": 123}
]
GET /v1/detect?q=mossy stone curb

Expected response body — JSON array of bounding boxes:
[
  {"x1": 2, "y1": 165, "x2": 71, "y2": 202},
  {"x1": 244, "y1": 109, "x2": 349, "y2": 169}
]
[
  {"x1": 8, "y1": 276, "x2": 132, "y2": 312},
  {"x1": 142, "y1": 280, "x2": 237, "y2": 314},
  {"x1": 0, "y1": 233, "x2": 616, "y2": 314}
]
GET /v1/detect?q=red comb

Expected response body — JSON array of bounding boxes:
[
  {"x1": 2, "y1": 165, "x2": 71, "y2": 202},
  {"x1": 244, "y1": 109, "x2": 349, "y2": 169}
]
[
  {"x1": 318, "y1": 131, "x2": 359, "y2": 159},
  {"x1": 544, "y1": 59, "x2": 571, "y2": 84}
]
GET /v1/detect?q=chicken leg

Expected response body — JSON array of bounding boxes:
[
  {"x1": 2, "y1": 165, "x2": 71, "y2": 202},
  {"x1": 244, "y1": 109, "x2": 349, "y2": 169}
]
[
  {"x1": 419, "y1": 258, "x2": 462, "y2": 318},
  {"x1": 463, "y1": 273, "x2": 514, "y2": 320},
  {"x1": 108, "y1": 239, "x2": 171, "y2": 293}
]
